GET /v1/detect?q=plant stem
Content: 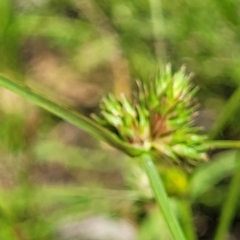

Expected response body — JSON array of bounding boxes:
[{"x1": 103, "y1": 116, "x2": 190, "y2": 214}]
[
  {"x1": 0, "y1": 75, "x2": 143, "y2": 157},
  {"x1": 209, "y1": 85, "x2": 240, "y2": 139},
  {"x1": 201, "y1": 140, "x2": 240, "y2": 152},
  {"x1": 206, "y1": 140, "x2": 240, "y2": 149},
  {"x1": 179, "y1": 199, "x2": 197, "y2": 240},
  {"x1": 214, "y1": 151, "x2": 240, "y2": 240},
  {"x1": 149, "y1": 0, "x2": 166, "y2": 64},
  {"x1": 142, "y1": 154, "x2": 187, "y2": 240}
]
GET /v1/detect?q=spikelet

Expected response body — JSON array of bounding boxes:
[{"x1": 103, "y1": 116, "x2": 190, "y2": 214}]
[{"x1": 92, "y1": 65, "x2": 208, "y2": 166}]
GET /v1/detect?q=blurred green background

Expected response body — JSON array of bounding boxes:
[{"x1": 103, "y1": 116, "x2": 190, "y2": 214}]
[{"x1": 1, "y1": 0, "x2": 240, "y2": 239}]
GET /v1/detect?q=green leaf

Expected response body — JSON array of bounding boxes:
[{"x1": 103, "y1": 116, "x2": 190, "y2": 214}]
[
  {"x1": 142, "y1": 154, "x2": 187, "y2": 240},
  {"x1": 0, "y1": 75, "x2": 144, "y2": 157},
  {"x1": 190, "y1": 150, "x2": 238, "y2": 200}
]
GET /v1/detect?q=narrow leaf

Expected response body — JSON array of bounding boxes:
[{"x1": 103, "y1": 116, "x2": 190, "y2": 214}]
[{"x1": 0, "y1": 75, "x2": 143, "y2": 157}]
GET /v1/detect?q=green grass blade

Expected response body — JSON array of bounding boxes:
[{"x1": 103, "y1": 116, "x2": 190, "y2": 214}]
[
  {"x1": 142, "y1": 154, "x2": 187, "y2": 240},
  {"x1": 0, "y1": 75, "x2": 143, "y2": 157},
  {"x1": 214, "y1": 151, "x2": 240, "y2": 240},
  {"x1": 206, "y1": 140, "x2": 240, "y2": 149},
  {"x1": 190, "y1": 150, "x2": 238, "y2": 200},
  {"x1": 209, "y1": 86, "x2": 240, "y2": 139},
  {"x1": 149, "y1": 0, "x2": 166, "y2": 64},
  {"x1": 178, "y1": 199, "x2": 197, "y2": 240}
]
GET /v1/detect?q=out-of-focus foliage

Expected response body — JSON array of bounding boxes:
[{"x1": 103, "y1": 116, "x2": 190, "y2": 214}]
[{"x1": 1, "y1": 0, "x2": 240, "y2": 239}]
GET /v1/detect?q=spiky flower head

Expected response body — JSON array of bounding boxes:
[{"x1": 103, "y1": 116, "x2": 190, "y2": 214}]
[{"x1": 93, "y1": 65, "x2": 208, "y2": 167}]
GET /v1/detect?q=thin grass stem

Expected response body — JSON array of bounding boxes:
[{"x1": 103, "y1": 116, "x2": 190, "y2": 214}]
[
  {"x1": 214, "y1": 151, "x2": 240, "y2": 240},
  {"x1": 205, "y1": 140, "x2": 240, "y2": 149},
  {"x1": 0, "y1": 75, "x2": 143, "y2": 157},
  {"x1": 209, "y1": 85, "x2": 240, "y2": 139},
  {"x1": 179, "y1": 199, "x2": 197, "y2": 240},
  {"x1": 142, "y1": 153, "x2": 187, "y2": 240},
  {"x1": 149, "y1": 0, "x2": 167, "y2": 64}
]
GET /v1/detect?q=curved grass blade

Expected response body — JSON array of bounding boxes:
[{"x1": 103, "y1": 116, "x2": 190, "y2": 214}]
[
  {"x1": 190, "y1": 150, "x2": 238, "y2": 200},
  {"x1": 0, "y1": 75, "x2": 144, "y2": 157},
  {"x1": 209, "y1": 85, "x2": 240, "y2": 139}
]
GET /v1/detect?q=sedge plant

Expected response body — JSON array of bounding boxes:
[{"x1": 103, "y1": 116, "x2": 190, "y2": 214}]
[{"x1": 0, "y1": 65, "x2": 240, "y2": 240}]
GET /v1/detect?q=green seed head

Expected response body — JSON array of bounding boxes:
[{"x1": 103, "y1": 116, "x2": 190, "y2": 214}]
[{"x1": 93, "y1": 65, "x2": 208, "y2": 166}]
